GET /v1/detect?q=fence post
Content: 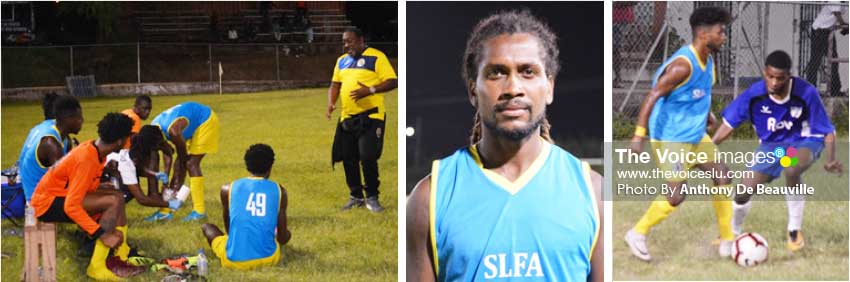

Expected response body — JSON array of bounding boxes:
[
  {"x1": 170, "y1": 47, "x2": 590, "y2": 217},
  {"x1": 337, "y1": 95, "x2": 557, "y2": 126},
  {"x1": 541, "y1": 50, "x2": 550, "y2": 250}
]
[
  {"x1": 137, "y1": 42, "x2": 141, "y2": 84},
  {"x1": 619, "y1": 22, "x2": 669, "y2": 113},
  {"x1": 208, "y1": 44, "x2": 213, "y2": 82},
  {"x1": 276, "y1": 44, "x2": 280, "y2": 81},
  {"x1": 663, "y1": 24, "x2": 669, "y2": 67},
  {"x1": 733, "y1": 2, "x2": 741, "y2": 98},
  {"x1": 826, "y1": 28, "x2": 834, "y2": 93},
  {"x1": 69, "y1": 46, "x2": 74, "y2": 77}
]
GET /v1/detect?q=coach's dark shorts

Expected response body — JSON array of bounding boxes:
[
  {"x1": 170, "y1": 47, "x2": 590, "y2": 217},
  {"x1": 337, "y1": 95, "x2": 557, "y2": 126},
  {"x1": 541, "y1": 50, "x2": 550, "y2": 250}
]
[
  {"x1": 332, "y1": 114, "x2": 386, "y2": 164},
  {"x1": 37, "y1": 196, "x2": 74, "y2": 223}
]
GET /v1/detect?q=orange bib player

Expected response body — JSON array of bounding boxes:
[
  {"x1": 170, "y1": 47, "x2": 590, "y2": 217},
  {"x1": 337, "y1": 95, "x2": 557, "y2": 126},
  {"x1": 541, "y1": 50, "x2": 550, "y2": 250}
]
[
  {"x1": 120, "y1": 95, "x2": 153, "y2": 149},
  {"x1": 31, "y1": 113, "x2": 143, "y2": 280}
]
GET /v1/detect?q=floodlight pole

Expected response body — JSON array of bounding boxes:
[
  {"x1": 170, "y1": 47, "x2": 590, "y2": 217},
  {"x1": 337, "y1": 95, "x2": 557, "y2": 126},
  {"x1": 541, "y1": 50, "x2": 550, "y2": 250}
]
[{"x1": 137, "y1": 42, "x2": 141, "y2": 84}]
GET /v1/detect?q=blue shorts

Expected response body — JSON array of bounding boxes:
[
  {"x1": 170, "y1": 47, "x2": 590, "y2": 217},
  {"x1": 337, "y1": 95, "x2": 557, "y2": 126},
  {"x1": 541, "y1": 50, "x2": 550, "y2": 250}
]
[{"x1": 749, "y1": 141, "x2": 824, "y2": 178}]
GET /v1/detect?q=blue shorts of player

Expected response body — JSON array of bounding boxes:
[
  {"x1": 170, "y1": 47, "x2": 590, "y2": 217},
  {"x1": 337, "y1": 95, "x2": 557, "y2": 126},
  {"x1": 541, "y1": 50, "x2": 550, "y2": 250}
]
[{"x1": 749, "y1": 141, "x2": 823, "y2": 178}]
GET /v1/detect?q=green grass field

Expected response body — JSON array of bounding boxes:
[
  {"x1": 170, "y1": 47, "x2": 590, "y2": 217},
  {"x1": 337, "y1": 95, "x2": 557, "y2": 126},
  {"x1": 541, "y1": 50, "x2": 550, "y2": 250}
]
[
  {"x1": 1, "y1": 88, "x2": 398, "y2": 281},
  {"x1": 613, "y1": 141, "x2": 849, "y2": 280}
]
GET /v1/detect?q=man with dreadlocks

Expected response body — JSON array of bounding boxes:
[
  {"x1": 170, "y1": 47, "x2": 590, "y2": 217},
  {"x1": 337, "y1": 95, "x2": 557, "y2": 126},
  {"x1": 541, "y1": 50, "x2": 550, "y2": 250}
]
[
  {"x1": 106, "y1": 125, "x2": 179, "y2": 212},
  {"x1": 625, "y1": 6, "x2": 734, "y2": 261},
  {"x1": 407, "y1": 9, "x2": 603, "y2": 282}
]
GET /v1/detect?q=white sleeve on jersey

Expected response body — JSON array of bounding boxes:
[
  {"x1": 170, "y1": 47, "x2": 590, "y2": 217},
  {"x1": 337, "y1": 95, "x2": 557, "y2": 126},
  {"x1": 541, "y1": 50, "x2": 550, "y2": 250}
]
[{"x1": 106, "y1": 149, "x2": 138, "y2": 185}]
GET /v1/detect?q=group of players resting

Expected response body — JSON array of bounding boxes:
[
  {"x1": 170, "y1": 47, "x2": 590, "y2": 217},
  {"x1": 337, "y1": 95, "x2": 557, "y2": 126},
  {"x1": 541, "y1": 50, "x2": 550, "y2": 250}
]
[
  {"x1": 18, "y1": 96, "x2": 290, "y2": 280},
  {"x1": 624, "y1": 7, "x2": 844, "y2": 262}
]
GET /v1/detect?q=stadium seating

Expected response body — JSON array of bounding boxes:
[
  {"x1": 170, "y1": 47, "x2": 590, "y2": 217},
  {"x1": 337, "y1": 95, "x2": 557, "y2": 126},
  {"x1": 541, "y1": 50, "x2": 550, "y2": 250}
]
[{"x1": 131, "y1": 4, "x2": 355, "y2": 44}]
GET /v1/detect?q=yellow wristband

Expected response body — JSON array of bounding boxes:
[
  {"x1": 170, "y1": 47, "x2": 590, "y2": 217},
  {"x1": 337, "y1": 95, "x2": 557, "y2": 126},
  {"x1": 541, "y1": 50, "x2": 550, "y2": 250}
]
[{"x1": 634, "y1": 126, "x2": 647, "y2": 137}]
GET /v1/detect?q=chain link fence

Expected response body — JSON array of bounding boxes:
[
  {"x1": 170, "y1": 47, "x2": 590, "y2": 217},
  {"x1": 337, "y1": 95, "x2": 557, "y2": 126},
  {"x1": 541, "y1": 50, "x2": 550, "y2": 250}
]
[
  {"x1": 613, "y1": 1, "x2": 848, "y2": 129},
  {"x1": 1, "y1": 41, "x2": 398, "y2": 89}
]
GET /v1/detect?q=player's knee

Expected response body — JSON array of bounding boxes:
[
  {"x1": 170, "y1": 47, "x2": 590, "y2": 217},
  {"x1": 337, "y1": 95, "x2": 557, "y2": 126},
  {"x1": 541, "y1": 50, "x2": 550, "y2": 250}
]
[
  {"x1": 734, "y1": 194, "x2": 750, "y2": 205},
  {"x1": 201, "y1": 223, "x2": 215, "y2": 233},
  {"x1": 714, "y1": 165, "x2": 732, "y2": 185},
  {"x1": 186, "y1": 159, "x2": 201, "y2": 171},
  {"x1": 105, "y1": 193, "x2": 124, "y2": 208},
  {"x1": 667, "y1": 194, "x2": 685, "y2": 207},
  {"x1": 785, "y1": 167, "x2": 803, "y2": 178},
  {"x1": 219, "y1": 188, "x2": 229, "y2": 201}
]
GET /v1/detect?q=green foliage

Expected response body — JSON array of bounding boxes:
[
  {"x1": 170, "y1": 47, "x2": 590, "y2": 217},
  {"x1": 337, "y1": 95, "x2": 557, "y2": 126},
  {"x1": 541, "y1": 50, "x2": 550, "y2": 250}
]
[
  {"x1": 58, "y1": 2, "x2": 121, "y2": 40},
  {"x1": 613, "y1": 112, "x2": 635, "y2": 140},
  {"x1": 1, "y1": 89, "x2": 398, "y2": 281}
]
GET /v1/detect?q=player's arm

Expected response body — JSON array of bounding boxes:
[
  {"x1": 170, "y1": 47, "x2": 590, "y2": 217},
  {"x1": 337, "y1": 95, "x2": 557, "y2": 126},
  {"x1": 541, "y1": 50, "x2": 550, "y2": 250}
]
[
  {"x1": 407, "y1": 175, "x2": 437, "y2": 282},
  {"x1": 350, "y1": 79, "x2": 398, "y2": 100},
  {"x1": 351, "y1": 53, "x2": 398, "y2": 100},
  {"x1": 277, "y1": 184, "x2": 292, "y2": 246},
  {"x1": 64, "y1": 162, "x2": 108, "y2": 239},
  {"x1": 327, "y1": 82, "x2": 341, "y2": 120},
  {"x1": 631, "y1": 58, "x2": 691, "y2": 152},
  {"x1": 588, "y1": 170, "x2": 603, "y2": 282},
  {"x1": 711, "y1": 123, "x2": 735, "y2": 145},
  {"x1": 833, "y1": 9, "x2": 847, "y2": 26},
  {"x1": 168, "y1": 119, "x2": 189, "y2": 189},
  {"x1": 706, "y1": 111, "x2": 718, "y2": 133},
  {"x1": 714, "y1": 87, "x2": 755, "y2": 145},
  {"x1": 804, "y1": 88, "x2": 842, "y2": 175},
  {"x1": 126, "y1": 183, "x2": 169, "y2": 207},
  {"x1": 221, "y1": 184, "x2": 231, "y2": 232},
  {"x1": 37, "y1": 137, "x2": 64, "y2": 167},
  {"x1": 823, "y1": 132, "x2": 843, "y2": 175}
]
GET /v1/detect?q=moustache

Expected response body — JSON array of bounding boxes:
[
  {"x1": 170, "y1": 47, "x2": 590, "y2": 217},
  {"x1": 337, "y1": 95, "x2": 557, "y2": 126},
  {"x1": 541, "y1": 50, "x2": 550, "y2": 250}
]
[{"x1": 494, "y1": 100, "x2": 532, "y2": 112}]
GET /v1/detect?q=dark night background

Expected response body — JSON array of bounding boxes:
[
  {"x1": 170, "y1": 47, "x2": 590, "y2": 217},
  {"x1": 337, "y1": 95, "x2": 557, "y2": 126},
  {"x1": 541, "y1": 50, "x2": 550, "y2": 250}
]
[{"x1": 406, "y1": 2, "x2": 604, "y2": 191}]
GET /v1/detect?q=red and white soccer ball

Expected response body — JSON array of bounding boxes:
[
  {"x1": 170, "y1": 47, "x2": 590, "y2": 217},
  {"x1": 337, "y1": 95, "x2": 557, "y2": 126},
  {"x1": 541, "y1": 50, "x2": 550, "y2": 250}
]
[{"x1": 731, "y1": 232, "x2": 769, "y2": 267}]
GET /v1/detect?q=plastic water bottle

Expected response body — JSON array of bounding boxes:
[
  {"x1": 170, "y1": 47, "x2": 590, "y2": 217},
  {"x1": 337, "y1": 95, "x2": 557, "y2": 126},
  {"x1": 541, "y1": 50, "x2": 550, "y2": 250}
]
[
  {"x1": 197, "y1": 249, "x2": 208, "y2": 276},
  {"x1": 25, "y1": 203, "x2": 35, "y2": 226},
  {"x1": 176, "y1": 185, "x2": 191, "y2": 202}
]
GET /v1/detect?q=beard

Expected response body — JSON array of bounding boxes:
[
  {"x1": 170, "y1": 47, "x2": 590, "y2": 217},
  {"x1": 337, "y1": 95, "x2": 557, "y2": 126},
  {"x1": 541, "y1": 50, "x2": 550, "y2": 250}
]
[
  {"x1": 707, "y1": 41, "x2": 722, "y2": 53},
  {"x1": 482, "y1": 109, "x2": 546, "y2": 142}
]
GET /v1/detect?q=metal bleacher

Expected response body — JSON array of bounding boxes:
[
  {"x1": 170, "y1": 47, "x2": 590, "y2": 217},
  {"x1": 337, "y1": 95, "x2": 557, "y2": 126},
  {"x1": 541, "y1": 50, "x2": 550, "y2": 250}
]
[{"x1": 134, "y1": 6, "x2": 355, "y2": 43}]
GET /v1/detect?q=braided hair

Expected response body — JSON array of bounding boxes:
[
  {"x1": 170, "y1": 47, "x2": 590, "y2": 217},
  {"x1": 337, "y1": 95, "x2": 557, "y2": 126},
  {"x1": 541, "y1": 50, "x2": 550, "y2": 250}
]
[
  {"x1": 463, "y1": 9, "x2": 557, "y2": 145},
  {"x1": 128, "y1": 125, "x2": 163, "y2": 165}
]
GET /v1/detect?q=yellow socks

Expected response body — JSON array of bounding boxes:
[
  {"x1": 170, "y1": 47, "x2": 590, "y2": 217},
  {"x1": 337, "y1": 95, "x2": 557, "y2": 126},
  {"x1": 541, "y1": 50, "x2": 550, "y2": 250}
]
[
  {"x1": 712, "y1": 191, "x2": 734, "y2": 241},
  {"x1": 190, "y1": 176, "x2": 206, "y2": 214},
  {"x1": 115, "y1": 225, "x2": 130, "y2": 260},
  {"x1": 86, "y1": 237, "x2": 120, "y2": 281},
  {"x1": 633, "y1": 199, "x2": 677, "y2": 235}
]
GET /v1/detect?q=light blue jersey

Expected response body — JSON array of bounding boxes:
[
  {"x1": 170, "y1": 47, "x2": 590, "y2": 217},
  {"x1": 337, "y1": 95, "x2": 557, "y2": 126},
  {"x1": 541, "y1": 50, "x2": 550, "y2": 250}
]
[
  {"x1": 226, "y1": 177, "x2": 281, "y2": 261},
  {"x1": 649, "y1": 45, "x2": 716, "y2": 143},
  {"x1": 19, "y1": 119, "x2": 70, "y2": 201},
  {"x1": 430, "y1": 141, "x2": 599, "y2": 282},
  {"x1": 151, "y1": 102, "x2": 212, "y2": 141}
]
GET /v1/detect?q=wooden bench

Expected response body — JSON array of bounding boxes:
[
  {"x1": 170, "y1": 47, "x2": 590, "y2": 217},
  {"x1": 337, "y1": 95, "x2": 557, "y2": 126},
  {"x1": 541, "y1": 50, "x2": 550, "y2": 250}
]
[{"x1": 22, "y1": 221, "x2": 56, "y2": 282}]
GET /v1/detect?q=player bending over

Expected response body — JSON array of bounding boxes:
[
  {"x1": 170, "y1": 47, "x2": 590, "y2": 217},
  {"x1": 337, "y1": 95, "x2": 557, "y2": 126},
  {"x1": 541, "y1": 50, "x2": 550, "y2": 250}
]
[{"x1": 712, "y1": 50, "x2": 843, "y2": 251}]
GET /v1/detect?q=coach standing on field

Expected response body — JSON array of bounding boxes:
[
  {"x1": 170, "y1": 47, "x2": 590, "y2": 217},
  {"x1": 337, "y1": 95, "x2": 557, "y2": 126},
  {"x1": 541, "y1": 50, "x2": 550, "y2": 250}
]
[{"x1": 326, "y1": 27, "x2": 397, "y2": 212}]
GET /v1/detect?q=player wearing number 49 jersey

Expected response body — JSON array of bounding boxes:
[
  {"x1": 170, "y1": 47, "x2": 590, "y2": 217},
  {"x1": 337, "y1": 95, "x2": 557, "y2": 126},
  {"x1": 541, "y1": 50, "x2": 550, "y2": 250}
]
[{"x1": 201, "y1": 144, "x2": 291, "y2": 270}]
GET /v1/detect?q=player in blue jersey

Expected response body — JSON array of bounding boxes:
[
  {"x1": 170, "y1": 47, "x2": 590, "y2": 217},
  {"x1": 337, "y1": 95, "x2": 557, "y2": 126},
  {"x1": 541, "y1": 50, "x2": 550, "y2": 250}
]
[
  {"x1": 148, "y1": 101, "x2": 220, "y2": 222},
  {"x1": 407, "y1": 10, "x2": 603, "y2": 282},
  {"x1": 17, "y1": 93, "x2": 62, "y2": 158},
  {"x1": 624, "y1": 6, "x2": 734, "y2": 262},
  {"x1": 16, "y1": 93, "x2": 60, "y2": 174},
  {"x1": 712, "y1": 50, "x2": 843, "y2": 251},
  {"x1": 19, "y1": 95, "x2": 83, "y2": 201},
  {"x1": 201, "y1": 144, "x2": 291, "y2": 270}
]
